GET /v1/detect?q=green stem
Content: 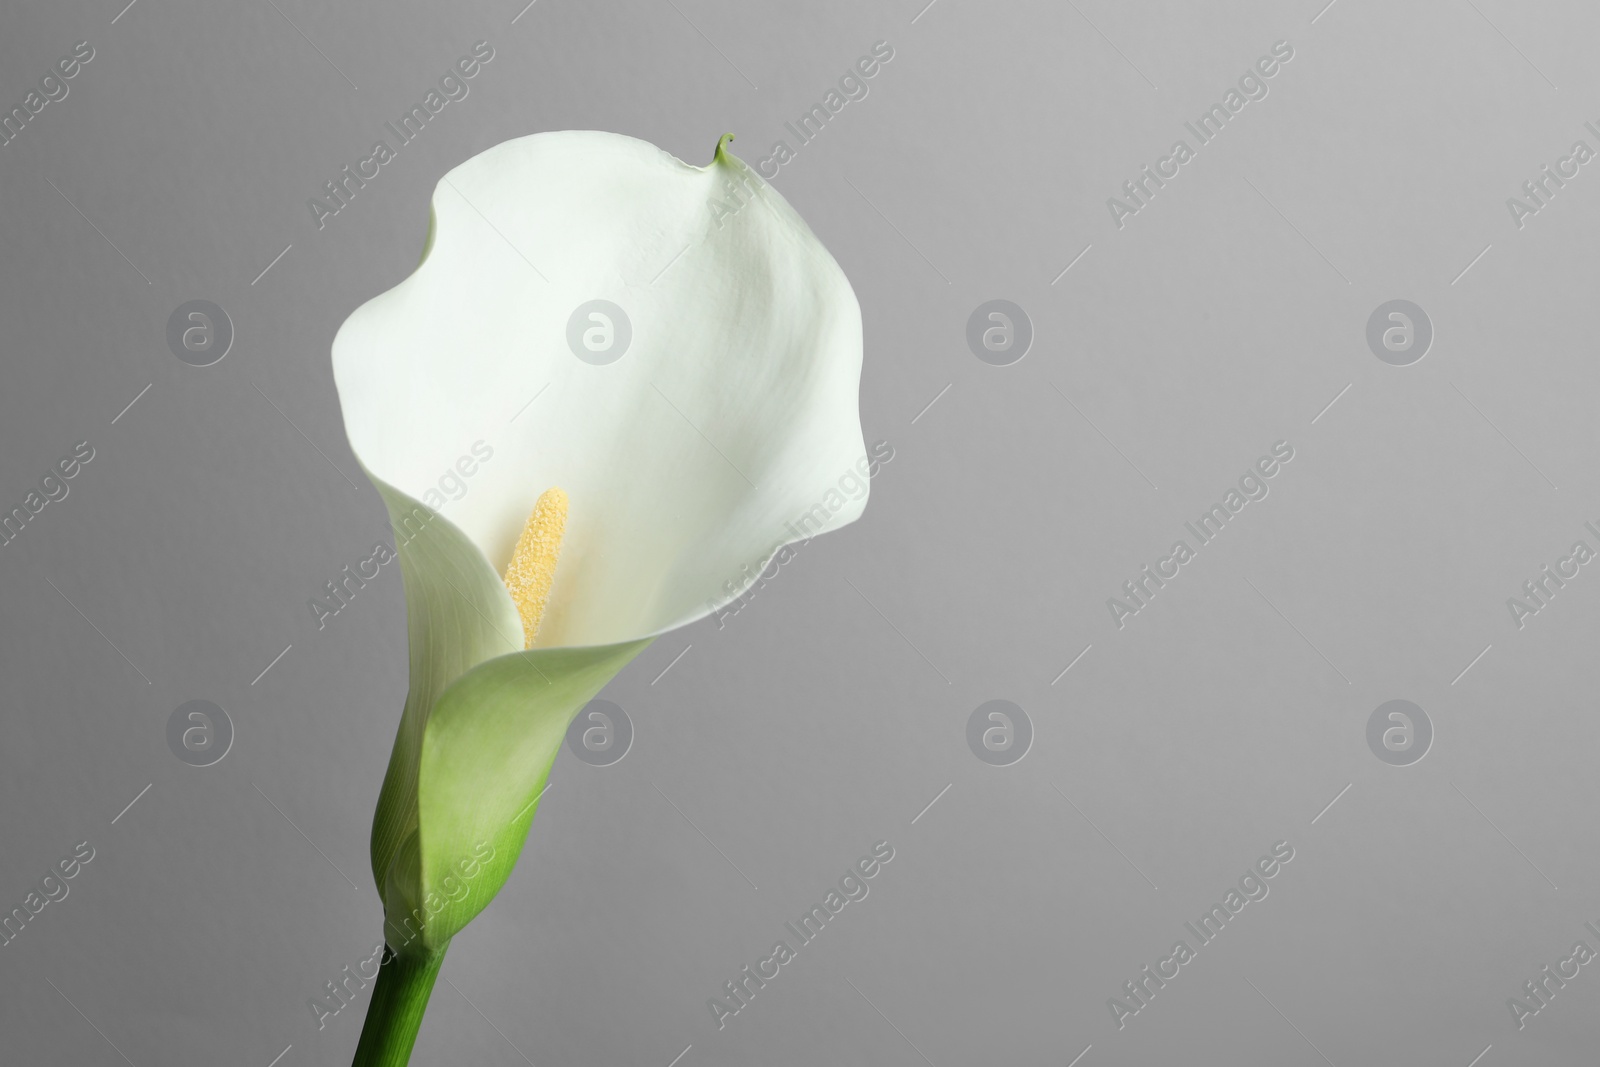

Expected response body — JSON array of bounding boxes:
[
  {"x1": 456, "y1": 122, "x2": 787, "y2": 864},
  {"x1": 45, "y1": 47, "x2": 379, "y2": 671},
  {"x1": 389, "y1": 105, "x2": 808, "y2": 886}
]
[{"x1": 352, "y1": 944, "x2": 448, "y2": 1067}]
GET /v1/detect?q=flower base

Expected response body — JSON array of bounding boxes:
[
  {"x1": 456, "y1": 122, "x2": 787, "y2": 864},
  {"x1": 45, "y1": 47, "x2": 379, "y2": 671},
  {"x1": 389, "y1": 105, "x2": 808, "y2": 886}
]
[{"x1": 351, "y1": 944, "x2": 448, "y2": 1067}]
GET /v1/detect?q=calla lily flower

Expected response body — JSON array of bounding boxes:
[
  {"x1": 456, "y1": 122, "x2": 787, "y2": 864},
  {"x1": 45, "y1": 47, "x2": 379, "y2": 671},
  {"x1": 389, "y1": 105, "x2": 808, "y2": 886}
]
[{"x1": 330, "y1": 130, "x2": 868, "y2": 1065}]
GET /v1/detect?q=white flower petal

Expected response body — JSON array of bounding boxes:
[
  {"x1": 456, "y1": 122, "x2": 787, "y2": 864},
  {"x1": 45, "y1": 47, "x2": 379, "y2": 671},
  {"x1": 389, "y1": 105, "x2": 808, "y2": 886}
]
[
  {"x1": 333, "y1": 131, "x2": 868, "y2": 648},
  {"x1": 363, "y1": 473, "x2": 524, "y2": 909}
]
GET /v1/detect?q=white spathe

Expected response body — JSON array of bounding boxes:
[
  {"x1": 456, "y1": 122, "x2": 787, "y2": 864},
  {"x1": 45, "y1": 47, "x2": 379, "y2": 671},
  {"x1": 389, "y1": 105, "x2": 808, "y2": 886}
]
[
  {"x1": 332, "y1": 131, "x2": 868, "y2": 649},
  {"x1": 333, "y1": 132, "x2": 869, "y2": 956}
]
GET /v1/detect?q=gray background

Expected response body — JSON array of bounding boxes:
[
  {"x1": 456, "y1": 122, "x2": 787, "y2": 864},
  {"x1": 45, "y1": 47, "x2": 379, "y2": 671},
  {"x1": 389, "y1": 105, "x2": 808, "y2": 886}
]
[{"x1": 1, "y1": 0, "x2": 1596, "y2": 1064}]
